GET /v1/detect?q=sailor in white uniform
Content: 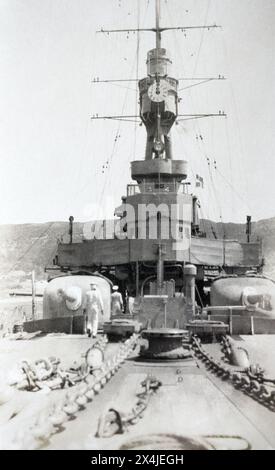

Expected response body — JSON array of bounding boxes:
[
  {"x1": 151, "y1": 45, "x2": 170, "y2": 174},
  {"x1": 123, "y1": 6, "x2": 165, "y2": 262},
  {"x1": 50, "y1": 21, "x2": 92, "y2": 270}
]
[
  {"x1": 84, "y1": 283, "x2": 104, "y2": 338},
  {"x1": 111, "y1": 285, "x2": 123, "y2": 316}
]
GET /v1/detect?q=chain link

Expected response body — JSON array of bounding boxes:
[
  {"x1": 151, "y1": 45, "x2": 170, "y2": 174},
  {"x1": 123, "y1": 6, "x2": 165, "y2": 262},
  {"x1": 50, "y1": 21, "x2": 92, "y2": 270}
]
[
  {"x1": 14, "y1": 335, "x2": 109, "y2": 392},
  {"x1": 192, "y1": 335, "x2": 275, "y2": 411},
  {"x1": 96, "y1": 374, "x2": 162, "y2": 438},
  {"x1": 6, "y1": 333, "x2": 139, "y2": 450}
]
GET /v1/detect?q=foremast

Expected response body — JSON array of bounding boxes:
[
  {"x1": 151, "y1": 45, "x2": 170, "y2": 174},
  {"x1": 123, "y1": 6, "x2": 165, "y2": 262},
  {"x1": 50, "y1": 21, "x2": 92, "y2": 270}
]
[{"x1": 132, "y1": 0, "x2": 185, "y2": 192}]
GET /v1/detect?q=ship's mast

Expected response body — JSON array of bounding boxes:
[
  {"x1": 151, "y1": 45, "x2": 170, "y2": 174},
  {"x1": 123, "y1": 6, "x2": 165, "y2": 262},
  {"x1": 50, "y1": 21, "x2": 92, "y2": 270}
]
[
  {"x1": 139, "y1": 0, "x2": 177, "y2": 160},
  {"x1": 155, "y1": 0, "x2": 161, "y2": 50},
  {"x1": 92, "y1": 3, "x2": 226, "y2": 134}
]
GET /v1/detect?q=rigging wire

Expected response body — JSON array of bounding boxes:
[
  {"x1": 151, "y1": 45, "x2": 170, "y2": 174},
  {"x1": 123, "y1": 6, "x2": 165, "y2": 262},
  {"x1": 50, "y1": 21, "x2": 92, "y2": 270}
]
[
  {"x1": 192, "y1": 0, "x2": 211, "y2": 77},
  {"x1": 6, "y1": 2, "x2": 228, "y2": 276},
  {"x1": 207, "y1": 163, "x2": 225, "y2": 236},
  {"x1": 197, "y1": 204, "x2": 210, "y2": 238},
  {"x1": 5, "y1": 2, "x2": 112, "y2": 274},
  {"x1": 175, "y1": 118, "x2": 214, "y2": 238},
  {"x1": 71, "y1": 6, "x2": 143, "y2": 214},
  {"x1": 5, "y1": 4, "x2": 105, "y2": 275},
  {"x1": 178, "y1": 78, "x2": 213, "y2": 92},
  {"x1": 215, "y1": 168, "x2": 253, "y2": 214},
  {"x1": 75, "y1": 0, "x2": 150, "y2": 223},
  {"x1": 164, "y1": 2, "x2": 212, "y2": 173},
  {"x1": 190, "y1": 1, "x2": 223, "y2": 226},
  {"x1": 96, "y1": 41, "x2": 141, "y2": 218},
  {"x1": 6, "y1": 222, "x2": 57, "y2": 276},
  {"x1": 45, "y1": 238, "x2": 63, "y2": 268},
  {"x1": 103, "y1": 82, "x2": 137, "y2": 93},
  {"x1": 98, "y1": 0, "x2": 151, "y2": 212},
  {"x1": 221, "y1": 33, "x2": 250, "y2": 215},
  {"x1": 195, "y1": 283, "x2": 204, "y2": 308},
  {"x1": 168, "y1": 1, "x2": 226, "y2": 231},
  {"x1": 133, "y1": 0, "x2": 141, "y2": 160}
]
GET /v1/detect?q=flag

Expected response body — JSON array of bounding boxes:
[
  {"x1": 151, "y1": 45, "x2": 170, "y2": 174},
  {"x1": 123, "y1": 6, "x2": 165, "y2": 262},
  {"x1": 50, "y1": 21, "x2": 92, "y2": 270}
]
[{"x1": 195, "y1": 174, "x2": 204, "y2": 188}]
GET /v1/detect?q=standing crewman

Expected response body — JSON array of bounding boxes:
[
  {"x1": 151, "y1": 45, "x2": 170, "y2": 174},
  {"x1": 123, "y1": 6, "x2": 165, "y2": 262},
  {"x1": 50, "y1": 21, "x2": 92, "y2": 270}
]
[
  {"x1": 84, "y1": 283, "x2": 104, "y2": 338},
  {"x1": 111, "y1": 285, "x2": 123, "y2": 317}
]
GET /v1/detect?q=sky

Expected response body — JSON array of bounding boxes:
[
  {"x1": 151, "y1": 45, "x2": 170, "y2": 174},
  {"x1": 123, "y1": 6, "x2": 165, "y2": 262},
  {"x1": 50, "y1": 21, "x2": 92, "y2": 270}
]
[{"x1": 0, "y1": 0, "x2": 274, "y2": 224}]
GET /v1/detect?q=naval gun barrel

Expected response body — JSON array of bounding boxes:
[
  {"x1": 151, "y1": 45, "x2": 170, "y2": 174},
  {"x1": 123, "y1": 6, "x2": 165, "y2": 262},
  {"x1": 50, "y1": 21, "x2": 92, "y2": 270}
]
[
  {"x1": 246, "y1": 294, "x2": 263, "y2": 305},
  {"x1": 57, "y1": 286, "x2": 82, "y2": 311}
]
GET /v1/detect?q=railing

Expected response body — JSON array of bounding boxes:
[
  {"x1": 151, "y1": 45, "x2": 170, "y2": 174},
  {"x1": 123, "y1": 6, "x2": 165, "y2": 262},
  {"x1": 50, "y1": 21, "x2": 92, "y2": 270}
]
[
  {"x1": 201, "y1": 305, "x2": 275, "y2": 335},
  {"x1": 202, "y1": 305, "x2": 246, "y2": 335},
  {"x1": 127, "y1": 182, "x2": 185, "y2": 196}
]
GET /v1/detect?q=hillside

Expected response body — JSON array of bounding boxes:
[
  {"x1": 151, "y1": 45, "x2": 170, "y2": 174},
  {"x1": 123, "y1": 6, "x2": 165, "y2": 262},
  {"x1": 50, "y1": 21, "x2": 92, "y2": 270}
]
[
  {"x1": 201, "y1": 217, "x2": 275, "y2": 277},
  {"x1": 0, "y1": 217, "x2": 275, "y2": 295},
  {"x1": 0, "y1": 221, "x2": 82, "y2": 295}
]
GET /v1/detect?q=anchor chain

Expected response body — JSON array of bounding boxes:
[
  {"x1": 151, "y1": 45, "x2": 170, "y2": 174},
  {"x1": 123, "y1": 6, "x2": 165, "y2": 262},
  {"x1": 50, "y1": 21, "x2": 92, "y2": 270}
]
[
  {"x1": 6, "y1": 334, "x2": 139, "y2": 450},
  {"x1": 191, "y1": 335, "x2": 275, "y2": 411},
  {"x1": 96, "y1": 375, "x2": 162, "y2": 437},
  {"x1": 12, "y1": 336, "x2": 109, "y2": 392}
]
